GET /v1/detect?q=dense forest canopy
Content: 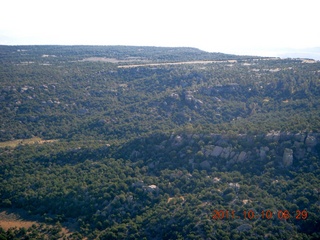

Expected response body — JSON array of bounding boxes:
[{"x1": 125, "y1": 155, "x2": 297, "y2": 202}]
[{"x1": 0, "y1": 45, "x2": 319, "y2": 239}]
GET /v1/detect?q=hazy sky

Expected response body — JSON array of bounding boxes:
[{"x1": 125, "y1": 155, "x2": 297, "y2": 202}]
[{"x1": 1, "y1": 0, "x2": 319, "y2": 58}]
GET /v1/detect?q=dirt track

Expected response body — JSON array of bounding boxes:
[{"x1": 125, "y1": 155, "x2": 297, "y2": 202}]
[{"x1": 118, "y1": 60, "x2": 236, "y2": 68}]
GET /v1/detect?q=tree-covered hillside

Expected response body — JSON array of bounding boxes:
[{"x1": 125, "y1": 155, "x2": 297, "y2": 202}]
[{"x1": 0, "y1": 45, "x2": 319, "y2": 239}]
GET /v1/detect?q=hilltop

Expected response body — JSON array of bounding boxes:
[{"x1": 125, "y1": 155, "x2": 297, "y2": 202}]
[{"x1": 0, "y1": 45, "x2": 319, "y2": 239}]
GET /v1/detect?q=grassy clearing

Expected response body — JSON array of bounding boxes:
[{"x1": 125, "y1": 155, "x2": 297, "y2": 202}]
[
  {"x1": 0, "y1": 137, "x2": 58, "y2": 148},
  {"x1": 0, "y1": 209, "x2": 75, "y2": 237},
  {"x1": 0, "y1": 219, "x2": 38, "y2": 231},
  {"x1": 0, "y1": 209, "x2": 38, "y2": 231}
]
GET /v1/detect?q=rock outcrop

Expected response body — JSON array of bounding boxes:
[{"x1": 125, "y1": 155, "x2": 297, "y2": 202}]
[
  {"x1": 212, "y1": 146, "x2": 223, "y2": 157},
  {"x1": 124, "y1": 131, "x2": 319, "y2": 171},
  {"x1": 283, "y1": 148, "x2": 293, "y2": 167},
  {"x1": 200, "y1": 160, "x2": 211, "y2": 170},
  {"x1": 237, "y1": 151, "x2": 247, "y2": 162},
  {"x1": 305, "y1": 135, "x2": 317, "y2": 147}
]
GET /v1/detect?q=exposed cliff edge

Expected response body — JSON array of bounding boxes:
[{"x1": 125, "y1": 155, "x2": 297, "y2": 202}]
[{"x1": 119, "y1": 131, "x2": 319, "y2": 172}]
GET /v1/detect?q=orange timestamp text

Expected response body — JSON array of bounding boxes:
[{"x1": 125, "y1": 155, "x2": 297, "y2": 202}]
[{"x1": 212, "y1": 209, "x2": 308, "y2": 220}]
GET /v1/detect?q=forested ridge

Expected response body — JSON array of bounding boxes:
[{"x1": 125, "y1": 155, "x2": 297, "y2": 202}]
[{"x1": 0, "y1": 45, "x2": 319, "y2": 239}]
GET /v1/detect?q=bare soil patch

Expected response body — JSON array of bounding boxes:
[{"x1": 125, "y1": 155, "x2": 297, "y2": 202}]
[
  {"x1": 0, "y1": 220, "x2": 37, "y2": 231},
  {"x1": 0, "y1": 208, "x2": 76, "y2": 236},
  {"x1": 0, "y1": 209, "x2": 39, "y2": 231}
]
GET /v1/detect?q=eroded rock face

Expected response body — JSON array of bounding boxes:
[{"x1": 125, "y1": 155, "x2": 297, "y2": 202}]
[
  {"x1": 141, "y1": 131, "x2": 319, "y2": 171},
  {"x1": 200, "y1": 160, "x2": 211, "y2": 170},
  {"x1": 294, "y1": 133, "x2": 306, "y2": 142},
  {"x1": 305, "y1": 135, "x2": 317, "y2": 147},
  {"x1": 172, "y1": 135, "x2": 183, "y2": 146},
  {"x1": 259, "y1": 147, "x2": 267, "y2": 160},
  {"x1": 221, "y1": 147, "x2": 231, "y2": 159},
  {"x1": 237, "y1": 151, "x2": 247, "y2": 162},
  {"x1": 283, "y1": 148, "x2": 293, "y2": 167},
  {"x1": 203, "y1": 145, "x2": 224, "y2": 157},
  {"x1": 145, "y1": 185, "x2": 158, "y2": 192},
  {"x1": 266, "y1": 130, "x2": 281, "y2": 141},
  {"x1": 212, "y1": 146, "x2": 223, "y2": 157},
  {"x1": 228, "y1": 183, "x2": 240, "y2": 190}
]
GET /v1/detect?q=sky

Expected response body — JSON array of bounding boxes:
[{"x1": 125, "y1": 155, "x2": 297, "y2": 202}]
[{"x1": 1, "y1": 0, "x2": 319, "y2": 59}]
